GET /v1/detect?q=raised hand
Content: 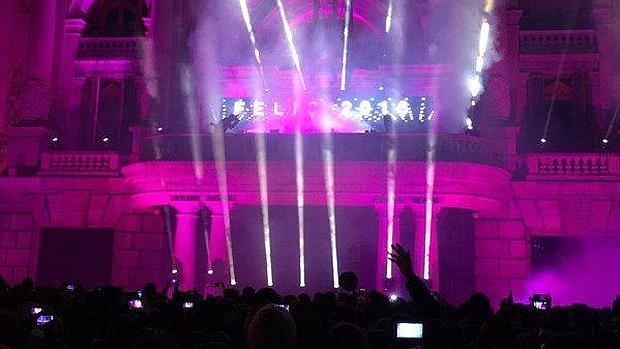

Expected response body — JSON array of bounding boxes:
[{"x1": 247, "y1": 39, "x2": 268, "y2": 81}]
[{"x1": 388, "y1": 243, "x2": 414, "y2": 280}]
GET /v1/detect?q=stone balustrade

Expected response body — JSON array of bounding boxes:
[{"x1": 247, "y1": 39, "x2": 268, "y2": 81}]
[
  {"x1": 140, "y1": 133, "x2": 505, "y2": 168},
  {"x1": 519, "y1": 30, "x2": 598, "y2": 54},
  {"x1": 76, "y1": 37, "x2": 142, "y2": 60},
  {"x1": 40, "y1": 151, "x2": 121, "y2": 176},
  {"x1": 526, "y1": 153, "x2": 620, "y2": 178}
]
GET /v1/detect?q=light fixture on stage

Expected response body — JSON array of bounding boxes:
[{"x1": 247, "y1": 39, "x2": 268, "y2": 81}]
[
  {"x1": 50, "y1": 136, "x2": 59, "y2": 144},
  {"x1": 101, "y1": 135, "x2": 112, "y2": 145},
  {"x1": 389, "y1": 294, "x2": 398, "y2": 302},
  {"x1": 465, "y1": 117, "x2": 474, "y2": 130},
  {"x1": 603, "y1": 138, "x2": 609, "y2": 144},
  {"x1": 207, "y1": 269, "x2": 214, "y2": 275},
  {"x1": 540, "y1": 138, "x2": 547, "y2": 144},
  {"x1": 156, "y1": 125, "x2": 164, "y2": 133}
]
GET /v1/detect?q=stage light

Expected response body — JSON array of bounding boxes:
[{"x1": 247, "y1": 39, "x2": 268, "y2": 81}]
[
  {"x1": 50, "y1": 136, "x2": 59, "y2": 144},
  {"x1": 468, "y1": 76, "x2": 482, "y2": 97},
  {"x1": 238, "y1": 0, "x2": 266, "y2": 87},
  {"x1": 379, "y1": 86, "x2": 385, "y2": 91},
  {"x1": 386, "y1": 145, "x2": 397, "y2": 279},
  {"x1": 101, "y1": 135, "x2": 111, "y2": 144},
  {"x1": 207, "y1": 269, "x2": 214, "y2": 275},
  {"x1": 276, "y1": 0, "x2": 306, "y2": 90},
  {"x1": 478, "y1": 20, "x2": 490, "y2": 57},
  {"x1": 465, "y1": 117, "x2": 474, "y2": 130},
  {"x1": 171, "y1": 268, "x2": 178, "y2": 275},
  {"x1": 295, "y1": 131, "x2": 306, "y2": 288},
  {"x1": 323, "y1": 135, "x2": 339, "y2": 288},
  {"x1": 385, "y1": 0, "x2": 394, "y2": 33},
  {"x1": 540, "y1": 138, "x2": 547, "y2": 144},
  {"x1": 256, "y1": 133, "x2": 274, "y2": 287},
  {"x1": 423, "y1": 132, "x2": 437, "y2": 281},
  {"x1": 389, "y1": 294, "x2": 398, "y2": 302},
  {"x1": 339, "y1": 0, "x2": 352, "y2": 91},
  {"x1": 603, "y1": 138, "x2": 609, "y2": 144},
  {"x1": 210, "y1": 118, "x2": 237, "y2": 286}
]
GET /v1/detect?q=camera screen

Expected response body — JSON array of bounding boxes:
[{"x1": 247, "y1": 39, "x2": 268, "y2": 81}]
[
  {"x1": 129, "y1": 299, "x2": 143, "y2": 309},
  {"x1": 37, "y1": 315, "x2": 54, "y2": 326},
  {"x1": 533, "y1": 301, "x2": 547, "y2": 310},
  {"x1": 396, "y1": 322, "x2": 423, "y2": 339}
]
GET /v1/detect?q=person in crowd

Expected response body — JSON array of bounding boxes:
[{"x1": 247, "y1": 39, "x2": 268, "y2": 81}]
[{"x1": 1, "y1": 244, "x2": 620, "y2": 349}]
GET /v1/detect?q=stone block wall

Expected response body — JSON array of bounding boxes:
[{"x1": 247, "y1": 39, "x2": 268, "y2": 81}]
[
  {"x1": 111, "y1": 213, "x2": 171, "y2": 290},
  {"x1": 0, "y1": 212, "x2": 35, "y2": 284},
  {"x1": 474, "y1": 218, "x2": 530, "y2": 305}
]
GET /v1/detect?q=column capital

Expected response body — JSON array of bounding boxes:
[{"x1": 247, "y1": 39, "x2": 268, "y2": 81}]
[
  {"x1": 172, "y1": 202, "x2": 202, "y2": 215},
  {"x1": 374, "y1": 204, "x2": 405, "y2": 217}
]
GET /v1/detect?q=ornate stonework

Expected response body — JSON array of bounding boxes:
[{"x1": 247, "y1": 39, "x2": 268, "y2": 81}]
[{"x1": 6, "y1": 62, "x2": 51, "y2": 125}]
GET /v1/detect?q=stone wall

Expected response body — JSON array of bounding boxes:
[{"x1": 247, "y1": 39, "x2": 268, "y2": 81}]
[
  {"x1": 111, "y1": 212, "x2": 170, "y2": 290},
  {"x1": 0, "y1": 212, "x2": 35, "y2": 284},
  {"x1": 475, "y1": 218, "x2": 530, "y2": 305}
]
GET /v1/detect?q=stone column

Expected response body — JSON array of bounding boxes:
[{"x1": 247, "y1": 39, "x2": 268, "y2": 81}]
[
  {"x1": 207, "y1": 204, "x2": 235, "y2": 286},
  {"x1": 173, "y1": 203, "x2": 200, "y2": 291},
  {"x1": 375, "y1": 205, "x2": 403, "y2": 291},
  {"x1": 592, "y1": 8, "x2": 613, "y2": 108}
]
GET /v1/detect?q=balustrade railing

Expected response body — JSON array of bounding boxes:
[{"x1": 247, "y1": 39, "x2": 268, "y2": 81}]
[
  {"x1": 519, "y1": 30, "x2": 598, "y2": 54},
  {"x1": 140, "y1": 133, "x2": 505, "y2": 167},
  {"x1": 40, "y1": 152, "x2": 121, "y2": 176},
  {"x1": 526, "y1": 153, "x2": 620, "y2": 178},
  {"x1": 76, "y1": 37, "x2": 142, "y2": 60}
]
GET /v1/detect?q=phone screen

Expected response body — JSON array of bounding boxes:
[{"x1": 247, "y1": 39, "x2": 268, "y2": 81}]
[
  {"x1": 129, "y1": 299, "x2": 143, "y2": 309},
  {"x1": 37, "y1": 315, "x2": 54, "y2": 326},
  {"x1": 396, "y1": 322, "x2": 423, "y2": 339}
]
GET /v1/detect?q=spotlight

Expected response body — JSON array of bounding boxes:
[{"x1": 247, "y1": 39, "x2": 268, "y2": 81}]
[
  {"x1": 465, "y1": 117, "x2": 474, "y2": 130},
  {"x1": 540, "y1": 138, "x2": 547, "y2": 144},
  {"x1": 101, "y1": 135, "x2": 111, "y2": 144},
  {"x1": 389, "y1": 294, "x2": 398, "y2": 302},
  {"x1": 207, "y1": 269, "x2": 214, "y2": 275},
  {"x1": 379, "y1": 86, "x2": 385, "y2": 91},
  {"x1": 603, "y1": 138, "x2": 609, "y2": 144},
  {"x1": 50, "y1": 136, "x2": 59, "y2": 144},
  {"x1": 156, "y1": 126, "x2": 164, "y2": 133},
  {"x1": 468, "y1": 76, "x2": 482, "y2": 97},
  {"x1": 171, "y1": 268, "x2": 178, "y2": 275}
]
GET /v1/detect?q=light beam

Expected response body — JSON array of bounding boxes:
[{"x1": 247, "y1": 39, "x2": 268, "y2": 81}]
[
  {"x1": 340, "y1": 0, "x2": 353, "y2": 91},
  {"x1": 256, "y1": 133, "x2": 274, "y2": 287},
  {"x1": 295, "y1": 131, "x2": 306, "y2": 287},
  {"x1": 275, "y1": 0, "x2": 307, "y2": 90},
  {"x1": 323, "y1": 135, "x2": 339, "y2": 288}
]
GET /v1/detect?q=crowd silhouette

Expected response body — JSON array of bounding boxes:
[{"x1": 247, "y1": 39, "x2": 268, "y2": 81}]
[{"x1": 0, "y1": 244, "x2": 619, "y2": 349}]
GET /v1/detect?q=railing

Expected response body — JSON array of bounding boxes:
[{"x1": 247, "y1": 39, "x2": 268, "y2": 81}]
[
  {"x1": 519, "y1": 30, "x2": 598, "y2": 54},
  {"x1": 140, "y1": 133, "x2": 506, "y2": 168},
  {"x1": 39, "y1": 152, "x2": 121, "y2": 176},
  {"x1": 76, "y1": 37, "x2": 142, "y2": 60},
  {"x1": 526, "y1": 153, "x2": 620, "y2": 178}
]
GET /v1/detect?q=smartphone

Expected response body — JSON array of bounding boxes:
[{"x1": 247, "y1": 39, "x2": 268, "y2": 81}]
[
  {"x1": 531, "y1": 294, "x2": 551, "y2": 310},
  {"x1": 36, "y1": 315, "x2": 54, "y2": 326},
  {"x1": 182, "y1": 301, "x2": 194, "y2": 309},
  {"x1": 275, "y1": 304, "x2": 289, "y2": 311},
  {"x1": 129, "y1": 299, "x2": 143, "y2": 309},
  {"x1": 396, "y1": 322, "x2": 423, "y2": 339}
]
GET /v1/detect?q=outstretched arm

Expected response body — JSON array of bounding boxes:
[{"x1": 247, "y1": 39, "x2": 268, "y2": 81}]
[{"x1": 389, "y1": 243, "x2": 441, "y2": 318}]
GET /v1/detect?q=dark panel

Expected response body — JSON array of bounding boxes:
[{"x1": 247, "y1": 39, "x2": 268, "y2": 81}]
[{"x1": 37, "y1": 228, "x2": 114, "y2": 289}]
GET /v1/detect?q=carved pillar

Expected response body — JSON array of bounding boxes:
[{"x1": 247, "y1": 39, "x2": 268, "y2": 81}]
[
  {"x1": 206, "y1": 204, "x2": 235, "y2": 286},
  {"x1": 172, "y1": 203, "x2": 200, "y2": 291},
  {"x1": 592, "y1": 8, "x2": 613, "y2": 109},
  {"x1": 375, "y1": 205, "x2": 403, "y2": 291}
]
